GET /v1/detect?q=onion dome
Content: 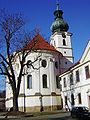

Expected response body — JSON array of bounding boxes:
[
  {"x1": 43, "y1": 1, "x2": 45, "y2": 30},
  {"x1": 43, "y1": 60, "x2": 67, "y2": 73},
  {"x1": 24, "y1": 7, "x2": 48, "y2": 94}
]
[{"x1": 50, "y1": 3, "x2": 69, "y2": 33}]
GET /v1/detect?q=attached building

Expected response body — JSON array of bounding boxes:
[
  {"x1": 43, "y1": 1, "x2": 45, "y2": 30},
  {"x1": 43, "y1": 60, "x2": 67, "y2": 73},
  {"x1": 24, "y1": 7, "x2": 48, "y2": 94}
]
[{"x1": 60, "y1": 40, "x2": 90, "y2": 110}]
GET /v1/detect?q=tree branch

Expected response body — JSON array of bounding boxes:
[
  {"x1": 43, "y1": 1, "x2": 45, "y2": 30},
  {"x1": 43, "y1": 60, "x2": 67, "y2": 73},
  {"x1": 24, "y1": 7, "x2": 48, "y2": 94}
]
[{"x1": 0, "y1": 53, "x2": 9, "y2": 65}]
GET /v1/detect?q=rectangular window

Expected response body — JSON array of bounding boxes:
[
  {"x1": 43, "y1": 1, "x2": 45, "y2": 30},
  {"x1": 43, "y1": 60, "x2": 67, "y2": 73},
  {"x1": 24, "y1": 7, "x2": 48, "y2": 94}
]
[
  {"x1": 27, "y1": 75, "x2": 32, "y2": 89},
  {"x1": 85, "y1": 66, "x2": 90, "y2": 79},
  {"x1": 42, "y1": 74, "x2": 47, "y2": 88},
  {"x1": 56, "y1": 75, "x2": 60, "y2": 89},
  {"x1": 76, "y1": 70, "x2": 80, "y2": 82},
  {"x1": 78, "y1": 93, "x2": 82, "y2": 104},
  {"x1": 63, "y1": 77, "x2": 66, "y2": 87},
  {"x1": 70, "y1": 73, "x2": 73, "y2": 85}
]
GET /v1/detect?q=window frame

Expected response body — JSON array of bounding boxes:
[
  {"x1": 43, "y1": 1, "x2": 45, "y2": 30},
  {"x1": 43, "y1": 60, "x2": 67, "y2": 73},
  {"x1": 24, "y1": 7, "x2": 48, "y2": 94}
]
[
  {"x1": 27, "y1": 75, "x2": 32, "y2": 89},
  {"x1": 85, "y1": 65, "x2": 90, "y2": 79},
  {"x1": 76, "y1": 70, "x2": 80, "y2": 83},
  {"x1": 70, "y1": 73, "x2": 73, "y2": 85},
  {"x1": 42, "y1": 74, "x2": 48, "y2": 88}
]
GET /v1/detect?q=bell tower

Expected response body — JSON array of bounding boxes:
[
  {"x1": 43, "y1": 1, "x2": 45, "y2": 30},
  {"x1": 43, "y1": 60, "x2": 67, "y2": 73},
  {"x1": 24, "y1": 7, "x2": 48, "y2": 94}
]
[{"x1": 50, "y1": 3, "x2": 74, "y2": 72}]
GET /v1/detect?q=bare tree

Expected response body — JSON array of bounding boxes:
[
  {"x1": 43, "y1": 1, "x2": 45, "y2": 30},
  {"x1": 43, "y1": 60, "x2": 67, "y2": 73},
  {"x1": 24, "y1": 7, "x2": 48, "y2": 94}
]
[{"x1": 0, "y1": 9, "x2": 40, "y2": 111}]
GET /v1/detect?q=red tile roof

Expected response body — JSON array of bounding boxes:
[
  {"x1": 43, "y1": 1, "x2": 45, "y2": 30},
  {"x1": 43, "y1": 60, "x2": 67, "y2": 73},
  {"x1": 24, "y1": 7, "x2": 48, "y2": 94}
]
[{"x1": 24, "y1": 34, "x2": 62, "y2": 54}]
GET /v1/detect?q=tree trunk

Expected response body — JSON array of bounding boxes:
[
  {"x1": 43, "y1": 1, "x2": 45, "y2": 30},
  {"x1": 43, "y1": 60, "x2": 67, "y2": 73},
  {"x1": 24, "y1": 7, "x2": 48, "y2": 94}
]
[{"x1": 13, "y1": 94, "x2": 18, "y2": 111}]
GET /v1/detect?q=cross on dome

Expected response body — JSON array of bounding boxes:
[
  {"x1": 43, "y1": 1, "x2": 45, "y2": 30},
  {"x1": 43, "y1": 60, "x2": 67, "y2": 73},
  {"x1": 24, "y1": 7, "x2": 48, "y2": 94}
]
[{"x1": 50, "y1": 1, "x2": 69, "y2": 33}]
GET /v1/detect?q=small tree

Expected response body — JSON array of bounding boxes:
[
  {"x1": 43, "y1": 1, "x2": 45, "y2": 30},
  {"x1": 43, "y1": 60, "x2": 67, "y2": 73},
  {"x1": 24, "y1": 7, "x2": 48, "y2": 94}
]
[{"x1": 0, "y1": 9, "x2": 40, "y2": 111}]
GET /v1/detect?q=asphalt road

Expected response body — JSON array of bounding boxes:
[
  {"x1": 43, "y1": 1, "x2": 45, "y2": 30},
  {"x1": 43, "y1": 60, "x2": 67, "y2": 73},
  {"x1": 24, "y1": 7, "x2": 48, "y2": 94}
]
[
  {"x1": 28, "y1": 112, "x2": 77, "y2": 120},
  {"x1": 0, "y1": 112, "x2": 77, "y2": 120}
]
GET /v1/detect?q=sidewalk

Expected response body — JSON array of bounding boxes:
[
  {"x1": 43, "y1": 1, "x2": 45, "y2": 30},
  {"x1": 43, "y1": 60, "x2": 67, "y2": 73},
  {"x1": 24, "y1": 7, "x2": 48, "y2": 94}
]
[
  {"x1": 0, "y1": 110, "x2": 69, "y2": 119},
  {"x1": 29, "y1": 110, "x2": 68, "y2": 116}
]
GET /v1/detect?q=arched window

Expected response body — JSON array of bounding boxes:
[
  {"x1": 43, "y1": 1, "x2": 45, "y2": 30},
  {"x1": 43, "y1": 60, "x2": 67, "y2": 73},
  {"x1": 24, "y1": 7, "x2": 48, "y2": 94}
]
[
  {"x1": 63, "y1": 39, "x2": 66, "y2": 46},
  {"x1": 42, "y1": 74, "x2": 47, "y2": 88},
  {"x1": 27, "y1": 75, "x2": 32, "y2": 89}
]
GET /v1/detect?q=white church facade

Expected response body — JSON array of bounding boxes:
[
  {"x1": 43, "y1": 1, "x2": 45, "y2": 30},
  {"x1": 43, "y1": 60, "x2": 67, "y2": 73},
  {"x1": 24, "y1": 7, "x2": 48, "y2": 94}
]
[{"x1": 6, "y1": 2, "x2": 89, "y2": 112}]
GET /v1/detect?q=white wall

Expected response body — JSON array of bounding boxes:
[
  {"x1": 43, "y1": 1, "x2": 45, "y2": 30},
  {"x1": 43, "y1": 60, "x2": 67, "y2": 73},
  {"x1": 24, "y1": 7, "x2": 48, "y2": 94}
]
[
  {"x1": 6, "y1": 50, "x2": 61, "y2": 111},
  {"x1": 60, "y1": 60, "x2": 90, "y2": 110}
]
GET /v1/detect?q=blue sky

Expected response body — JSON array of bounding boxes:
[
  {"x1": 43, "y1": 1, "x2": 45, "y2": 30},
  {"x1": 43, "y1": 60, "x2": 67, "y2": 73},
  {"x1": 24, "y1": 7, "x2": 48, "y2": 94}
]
[
  {"x1": 0, "y1": 0, "x2": 90, "y2": 90},
  {"x1": 0, "y1": 0, "x2": 90, "y2": 62}
]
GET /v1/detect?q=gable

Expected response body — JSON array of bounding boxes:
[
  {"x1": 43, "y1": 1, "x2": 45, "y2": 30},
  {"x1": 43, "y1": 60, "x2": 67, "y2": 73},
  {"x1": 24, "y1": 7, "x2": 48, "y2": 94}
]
[{"x1": 80, "y1": 40, "x2": 90, "y2": 63}]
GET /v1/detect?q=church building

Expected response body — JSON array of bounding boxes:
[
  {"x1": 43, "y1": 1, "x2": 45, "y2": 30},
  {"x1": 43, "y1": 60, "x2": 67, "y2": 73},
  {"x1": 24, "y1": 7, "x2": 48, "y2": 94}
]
[{"x1": 6, "y1": 3, "x2": 74, "y2": 112}]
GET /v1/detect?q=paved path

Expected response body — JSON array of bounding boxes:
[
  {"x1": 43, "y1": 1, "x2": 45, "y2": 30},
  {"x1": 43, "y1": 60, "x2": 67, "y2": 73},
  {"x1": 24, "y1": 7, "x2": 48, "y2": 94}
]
[
  {"x1": 29, "y1": 112, "x2": 70, "y2": 119},
  {"x1": 0, "y1": 112, "x2": 78, "y2": 120},
  {"x1": 0, "y1": 112, "x2": 77, "y2": 120}
]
